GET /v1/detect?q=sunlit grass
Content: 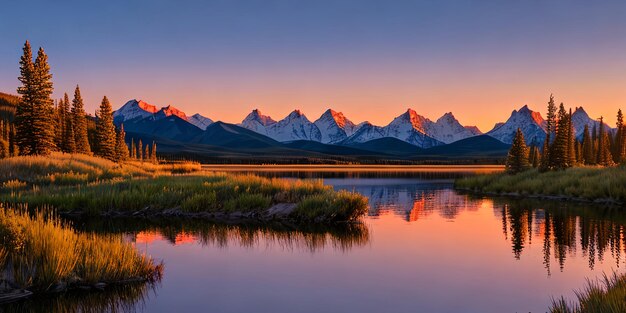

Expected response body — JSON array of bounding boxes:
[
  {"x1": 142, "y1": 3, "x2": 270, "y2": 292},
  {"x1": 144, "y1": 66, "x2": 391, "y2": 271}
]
[
  {"x1": 550, "y1": 272, "x2": 626, "y2": 313},
  {"x1": 0, "y1": 204, "x2": 162, "y2": 292},
  {"x1": 0, "y1": 154, "x2": 368, "y2": 222},
  {"x1": 455, "y1": 165, "x2": 626, "y2": 202}
]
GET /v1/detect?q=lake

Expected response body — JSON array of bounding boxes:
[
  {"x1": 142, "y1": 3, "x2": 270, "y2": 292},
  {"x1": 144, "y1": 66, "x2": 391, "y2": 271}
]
[{"x1": 4, "y1": 167, "x2": 624, "y2": 313}]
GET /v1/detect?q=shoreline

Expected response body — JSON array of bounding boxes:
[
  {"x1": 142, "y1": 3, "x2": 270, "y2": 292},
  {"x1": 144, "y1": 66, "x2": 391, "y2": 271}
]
[{"x1": 455, "y1": 188, "x2": 624, "y2": 207}]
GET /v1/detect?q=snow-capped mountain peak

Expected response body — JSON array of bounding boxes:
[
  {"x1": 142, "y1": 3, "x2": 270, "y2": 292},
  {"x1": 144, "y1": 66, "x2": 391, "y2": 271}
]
[
  {"x1": 571, "y1": 106, "x2": 612, "y2": 139},
  {"x1": 314, "y1": 109, "x2": 357, "y2": 143},
  {"x1": 158, "y1": 105, "x2": 188, "y2": 120},
  {"x1": 239, "y1": 109, "x2": 277, "y2": 135},
  {"x1": 188, "y1": 113, "x2": 214, "y2": 130},
  {"x1": 112, "y1": 99, "x2": 158, "y2": 122},
  {"x1": 487, "y1": 105, "x2": 547, "y2": 145}
]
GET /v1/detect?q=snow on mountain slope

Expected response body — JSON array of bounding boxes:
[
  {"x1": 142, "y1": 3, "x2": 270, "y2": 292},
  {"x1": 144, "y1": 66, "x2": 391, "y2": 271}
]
[
  {"x1": 266, "y1": 110, "x2": 321, "y2": 142},
  {"x1": 239, "y1": 109, "x2": 277, "y2": 135},
  {"x1": 113, "y1": 99, "x2": 158, "y2": 122},
  {"x1": 382, "y1": 109, "x2": 442, "y2": 148},
  {"x1": 314, "y1": 109, "x2": 357, "y2": 144},
  {"x1": 341, "y1": 122, "x2": 386, "y2": 145},
  {"x1": 426, "y1": 112, "x2": 482, "y2": 144},
  {"x1": 572, "y1": 107, "x2": 613, "y2": 139},
  {"x1": 156, "y1": 105, "x2": 188, "y2": 120},
  {"x1": 188, "y1": 113, "x2": 214, "y2": 130},
  {"x1": 486, "y1": 105, "x2": 547, "y2": 145}
]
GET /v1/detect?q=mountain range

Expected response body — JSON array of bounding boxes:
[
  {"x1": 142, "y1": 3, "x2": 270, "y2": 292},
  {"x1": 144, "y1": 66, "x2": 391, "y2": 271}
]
[{"x1": 112, "y1": 99, "x2": 615, "y2": 161}]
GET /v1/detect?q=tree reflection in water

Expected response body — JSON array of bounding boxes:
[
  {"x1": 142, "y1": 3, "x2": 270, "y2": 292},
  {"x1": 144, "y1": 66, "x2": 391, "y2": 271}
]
[{"x1": 495, "y1": 199, "x2": 626, "y2": 275}]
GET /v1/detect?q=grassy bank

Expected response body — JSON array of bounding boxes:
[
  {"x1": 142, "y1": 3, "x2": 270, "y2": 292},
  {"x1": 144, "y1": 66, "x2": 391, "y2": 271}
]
[
  {"x1": 0, "y1": 153, "x2": 368, "y2": 223},
  {"x1": 455, "y1": 165, "x2": 626, "y2": 204},
  {"x1": 0, "y1": 204, "x2": 162, "y2": 295},
  {"x1": 550, "y1": 272, "x2": 626, "y2": 313}
]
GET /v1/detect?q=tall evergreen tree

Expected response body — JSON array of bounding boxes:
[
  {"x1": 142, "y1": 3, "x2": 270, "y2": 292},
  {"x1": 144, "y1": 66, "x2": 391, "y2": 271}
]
[
  {"x1": 115, "y1": 124, "x2": 128, "y2": 162},
  {"x1": 597, "y1": 117, "x2": 614, "y2": 166},
  {"x1": 94, "y1": 96, "x2": 117, "y2": 160},
  {"x1": 614, "y1": 109, "x2": 625, "y2": 163},
  {"x1": 550, "y1": 103, "x2": 570, "y2": 169},
  {"x1": 151, "y1": 141, "x2": 157, "y2": 163},
  {"x1": 137, "y1": 139, "x2": 144, "y2": 161},
  {"x1": 15, "y1": 41, "x2": 35, "y2": 155},
  {"x1": 566, "y1": 108, "x2": 576, "y2": 166},
  {"x1": 59, "y1": 92, "x2": 73, "y2": 152},
  {"x1": 581, "y1": 124, "x2": 594, "y2": 165},
  {"x1": 506, "y1": 128, "x2": 530, "y2": 174},
  {"x1": 71, "y1": 85, "x2": 91, "y2": 154},
  {"x1": 540, "y1": 94, "x2": 557, "y2": 171},
  {"x1": 28, "y1": 47, "x2": 56, "y2": 155},
  {"x1": 130, "y1": 138, "x2": 135, "y2": 159}
]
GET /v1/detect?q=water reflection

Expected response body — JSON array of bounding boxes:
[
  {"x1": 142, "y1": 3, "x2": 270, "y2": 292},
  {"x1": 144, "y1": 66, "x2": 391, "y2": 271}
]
[
  {"x1": 494, "y1": 199, "x2": 626, "y2": 275},
  {"x1": 71, "y1": 218, "x2": 370, "y2": 253},
  {"x1": 1, "y1": 283, "x2": 155, "y2": 313}
]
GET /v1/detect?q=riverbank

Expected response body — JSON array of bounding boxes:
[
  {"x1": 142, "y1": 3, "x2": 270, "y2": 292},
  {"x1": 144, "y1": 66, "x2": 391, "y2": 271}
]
[
  {"x1": 454, "y1": 166, "x2": 626, "y2": 206},
  {"x1": 0, "y1": 153, "x2": 368, "y2": 223},
  {"x1": 0, "y1": 204, "x2": 162, "y2": 303}
]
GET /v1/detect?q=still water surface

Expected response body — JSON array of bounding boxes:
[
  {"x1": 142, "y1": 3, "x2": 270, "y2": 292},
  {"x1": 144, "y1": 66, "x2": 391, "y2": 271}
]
[{"x1": 6, "y1": 170, "x2": 625, "y2": 313}]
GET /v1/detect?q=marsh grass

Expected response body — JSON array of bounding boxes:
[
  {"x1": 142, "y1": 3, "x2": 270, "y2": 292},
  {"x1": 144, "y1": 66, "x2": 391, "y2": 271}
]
[
  {"x1": 455, "y1": 165, "x2": 626, "y2": 202},
  {"x1": 0, "y1": 204, "x2": 162, "y2": 292},
  {"x1": 550, "y1": 272, "x2": 626, "y2": 313},
  {"x1": 0, "y1": 152, "x2": 200, "y2": 187},
  {"x1": 0, "y1": 153, "x2": 368, "y2": 222}
]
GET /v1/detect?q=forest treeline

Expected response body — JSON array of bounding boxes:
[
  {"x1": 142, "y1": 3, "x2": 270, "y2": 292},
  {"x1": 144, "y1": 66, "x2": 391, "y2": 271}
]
[
  {"x1": 0, "y1": 41, "x2": 156, "y2": 162},
  {"x1": 506, "y1": 95, "x2": 625, "y2": 173}
]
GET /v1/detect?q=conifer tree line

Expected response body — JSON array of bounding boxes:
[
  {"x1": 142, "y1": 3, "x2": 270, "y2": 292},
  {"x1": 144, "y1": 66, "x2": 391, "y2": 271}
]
[
  {"x1": 5, "y1": 41, "x2": 153, "y2": 162},
  {"x1": 507, "y1": 94, "x2": 626, "y2": 173}
]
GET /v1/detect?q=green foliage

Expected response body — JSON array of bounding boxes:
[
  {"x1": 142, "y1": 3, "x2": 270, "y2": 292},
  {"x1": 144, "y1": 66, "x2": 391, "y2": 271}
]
[
  {"x1": 94, "y1": 96, "x2": 116, "y2": 160},
  {"x1": 0, "y1": 153, "x2": 367, "y2": 222},
  {"x1": 71, "y1": 85, "x2": 91, "y2": 154},
  {"x1": 456, "y1": 165, "x2": 626, "y2": 202},
  {"x1": 506, "y1": 128, "x2": 530, "y2": 174},
  {"x1": 115, "y1": 124, "x2": 129, "y2": 162},
  {"x1": 291, "y1": 190, "x2": 369, "y2": 222}
]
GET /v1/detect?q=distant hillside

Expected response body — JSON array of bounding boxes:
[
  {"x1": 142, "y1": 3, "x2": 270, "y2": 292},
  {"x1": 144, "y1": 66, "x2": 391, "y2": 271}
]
[
  {"x1": 347, "y1": 137, "x2": 421, "y2": 156},
  {"x1": 417, "y1": 135, "x2": 510, "y2": 159}
]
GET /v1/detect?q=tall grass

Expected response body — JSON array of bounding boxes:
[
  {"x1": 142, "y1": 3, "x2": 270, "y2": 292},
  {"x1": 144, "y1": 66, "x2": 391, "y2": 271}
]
[
  {"x1": 550, "y1": 272, "x2": 626, "y2": 313},
  {"x1": 455, "y1": 165, "x2": 626, "y2": 202},
  {"x1": 0, "y1": 152, "x2": 200, "y2": 188},
  {"x1": 0, "y1": 153, "x2": 368, "y2": 222},
  {"x1": 0, "y1": 204, "x2": 162, "y2": 292},
  {"x1": 3, "y1": 173, "x2": 367, "y2": 222}
]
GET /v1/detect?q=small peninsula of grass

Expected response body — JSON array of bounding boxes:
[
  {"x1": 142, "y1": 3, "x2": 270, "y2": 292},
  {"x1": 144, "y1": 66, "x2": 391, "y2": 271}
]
[
  {"x1": 0, "y1": 153, "x2": 368, "y2": 223},
  {"x1": 455, "y1": 165, "x2": 626, "y2": 205},
  {"x1": 0, "y1": 204, "x2": 162, "y2": 301}
]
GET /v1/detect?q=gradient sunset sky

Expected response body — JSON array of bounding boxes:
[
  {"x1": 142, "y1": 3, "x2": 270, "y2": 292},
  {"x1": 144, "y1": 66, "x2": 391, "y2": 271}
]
[{"x1": 1, "y1": 0, "x2": 625, "y2": 131}]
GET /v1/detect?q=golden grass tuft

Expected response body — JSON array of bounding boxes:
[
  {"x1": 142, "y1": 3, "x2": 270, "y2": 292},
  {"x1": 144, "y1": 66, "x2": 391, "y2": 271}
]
[{"x1": 0, "y1": 204, "x2": 161, "y2": 292}]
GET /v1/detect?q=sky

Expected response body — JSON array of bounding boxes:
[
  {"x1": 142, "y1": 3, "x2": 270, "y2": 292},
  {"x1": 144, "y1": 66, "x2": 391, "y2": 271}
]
[{"x1": 1, "y1": 0, "x2": 626, "y2": 131}]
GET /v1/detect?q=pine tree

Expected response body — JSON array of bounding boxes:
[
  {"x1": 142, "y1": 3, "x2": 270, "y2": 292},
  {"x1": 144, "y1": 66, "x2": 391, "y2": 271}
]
[
  {"x1": 130, "y1": 138, "x2": 135, "y2": 159},
  {"x1": 615, "y1": 109, "x2": 624, "y2": 163},
  {"x1": 72, "y1": 85, "x2": 91, "y2": 154},
  {"x1": 137, "y1": 139, "x2": 144, "y2": 161},
  {"x1": 15, "y1": 41, "x2": 35, "y2": 155},
  {"x1": 566, "y1": 108, "x2": 576, "y2": 167},
  {"x1": 94, "y1": 96, "x2": 117, "y2": 160},
  {"x1": 115, "y1": 124, "x2": 128, "y2": 162},
  {"x1": 64, "y1": 120, "x2": 76, "y2": 154},
  {"x1": 550, "y1": 103, "x2": 570, "y2": 169},
  {"x1": 506, "y1": 128, "x2": 530, "y2": 174},
  {"x1": 143, "y1": 144, "x2": 149, "y2": 162},
  {"x1": 540, "y1": 94, "x2": 557, "y2": 171},
  {"x1": 151, "y1": 141, "x2": 157, "y2": 163},
  {"x1": 27, "y1": 47, "x2": 56, "y2": 155},
  {"x1": 597, "y1": 117, "x2": 614, "y2": 166},
  {"x1": 54, "y1": 98, "x2": 63, "y2": 150}
]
